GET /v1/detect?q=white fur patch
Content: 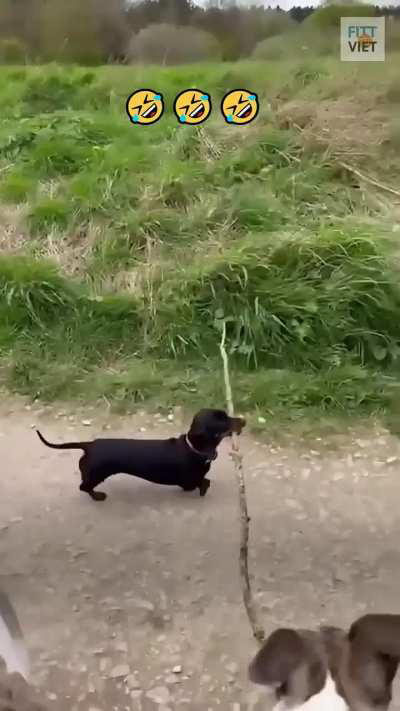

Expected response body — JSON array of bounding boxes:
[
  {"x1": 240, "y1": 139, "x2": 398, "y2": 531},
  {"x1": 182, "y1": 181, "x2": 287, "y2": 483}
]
[{"x1": 272, "y1": 673, "x2": 349, "y2": 711}]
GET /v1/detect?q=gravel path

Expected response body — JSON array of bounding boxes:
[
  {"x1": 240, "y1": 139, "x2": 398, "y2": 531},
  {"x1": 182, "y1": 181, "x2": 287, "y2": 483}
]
[{"x1": 1, "y1": 398, "x2": 400, "y2": 710}]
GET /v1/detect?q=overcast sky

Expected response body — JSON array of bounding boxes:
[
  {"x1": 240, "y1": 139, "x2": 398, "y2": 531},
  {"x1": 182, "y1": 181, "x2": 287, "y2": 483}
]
[
  {"x1": 279, "y1": 0, "x2": 395, "y2": 4},
  {"x1": 220, "y1": 0, "x2": 399, "y2": 7}
]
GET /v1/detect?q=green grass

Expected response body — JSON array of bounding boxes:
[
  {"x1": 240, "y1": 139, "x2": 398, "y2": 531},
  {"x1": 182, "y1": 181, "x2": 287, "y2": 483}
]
[
  {"x1": 152, "y1": 227, "x2": 400, "y2": 367},
  {"x1": 28, "y1": 197, "x2": 72, "y2": 234},
  {"x1": 0, "y1": 57, "x2": 400, "y2": 430},
  {"x1": 0, "y1": 171, "x2": 35, "y2": 203}
]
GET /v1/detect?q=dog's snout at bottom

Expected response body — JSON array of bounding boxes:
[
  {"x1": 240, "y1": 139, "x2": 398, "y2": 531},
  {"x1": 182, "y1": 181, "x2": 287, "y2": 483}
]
[{"x1": 249, "y1": 614, "x2": 400, "y2": 711}]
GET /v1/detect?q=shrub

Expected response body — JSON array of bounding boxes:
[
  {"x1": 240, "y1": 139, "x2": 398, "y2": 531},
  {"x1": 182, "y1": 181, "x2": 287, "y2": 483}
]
[
  {"x1": 22, "y1": 70, "x2": 96, "y2": 114},
  {"x1": 152, "y1": 228, "x2": 400, "y2": 369},
  {"x1": 257, "y1": 9, "x2": 297, "y2": 39},
  {"x1": 0, "y1": 254, "x2": 141, "y2": 359},
  {"x1": 0, "y1": 173, "x2": 36, "y2": 204},
  {"x1": 306, "y1": 3, "x2": 376, "y2": 31},
  {"x1": 128, "y1": 23, "x2": 221, "y2": 64},
  {"x1": 252, "y1": 35, "x2": 287, "y2": 60},
  {"x1": 228, "y1": 8, "x2": 296, "y2": 56},
  {"x1": 253, "y1": 22, "x2": 339, "y2": 61},
  {"x1": 29, "y1": 136, "x2": 92, "y2": 177},
  {"x1": 0, "y1": 255, "x2": 76, "y2": 330},
  {"x1": 38, "y1": 0, "x2": 105, "y2": 64},
  {"x1": 193, "y1": 6, "x2": 296, "y2": 59},
  {"x1": 27, "y1": 198, "x2": 72, "y2": 235}
]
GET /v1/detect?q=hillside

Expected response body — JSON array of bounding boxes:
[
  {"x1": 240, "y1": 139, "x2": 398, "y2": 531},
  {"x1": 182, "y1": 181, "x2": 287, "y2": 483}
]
[{"x1": 0, "y1": 57, "x2": 400, "y2": 432}]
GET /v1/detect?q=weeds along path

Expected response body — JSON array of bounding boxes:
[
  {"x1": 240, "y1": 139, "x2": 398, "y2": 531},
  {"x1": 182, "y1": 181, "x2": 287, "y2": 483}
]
[{"x1": 2, "y1": 400, "x2": 400, "y2": 709}]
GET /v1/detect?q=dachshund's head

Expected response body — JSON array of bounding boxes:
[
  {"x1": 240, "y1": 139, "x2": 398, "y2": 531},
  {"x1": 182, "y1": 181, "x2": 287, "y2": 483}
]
[{"x1": 188, "y1": 409, "x2": 245, "y2": 453}]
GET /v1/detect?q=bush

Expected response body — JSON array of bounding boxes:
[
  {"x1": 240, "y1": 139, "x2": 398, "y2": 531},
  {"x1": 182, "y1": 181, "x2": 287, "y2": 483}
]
[
  {"x1": 22, "y1": 70, "x2": 96, "y2": 114},
  {"x1": 230, "y1": 8, "x2": 296, "y2": 56},
  {"x1": 152, "y1": 228, "x2": 400, "y2": 369},
  {"x1": 252, "y1": 35, "x2": 287, "y2": 60},
  {"x1": 0, "y1": 37, "x2": 27, "y2": 63},
  {"x1": 192, "y1": 6, "x2": 296, "y2": 59},
  {"x1": 0, "y1": 255, "x2": 76, "y2": 330},
  {"x1": 29, "y1": 136, "x2": 92, "y2": 177},
  {"x1": 306, "y1": 3, "x2": 376, "y2": 31},
  {"x1": 0, "y1": 173, "x2": 36, "y2": 204},
  {"x1": 38, "y1": 0, "x2": 105, "y2": 64},
  {"x1": 0, "y1": 255, "x2": 141, "y2": 366},
  {"x1": 252, "y1": 19, "x2": 340, "y2": 61},
  {"x1": 257, "y1": 9, "x2": 297, "y2": 40},
  {"x1": 300, "y1": 4, "x2": 378, "y2": 55},
  {"x1": 27, "y1": 198, "x2": 72, "y2": 235},
  {"x1": 128, "y1": 23, "x2": 221, "y2": 64}
]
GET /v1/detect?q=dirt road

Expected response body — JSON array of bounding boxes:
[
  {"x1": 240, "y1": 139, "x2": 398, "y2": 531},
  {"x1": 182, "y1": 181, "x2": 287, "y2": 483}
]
[{"x1": 1, "y1": 398, "x2": 400, "y2": 710}]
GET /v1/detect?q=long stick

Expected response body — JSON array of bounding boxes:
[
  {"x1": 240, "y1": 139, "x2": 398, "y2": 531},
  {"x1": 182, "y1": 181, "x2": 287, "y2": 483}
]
[
  {"x1": 219, "y1": 322, "x2": 265, "y2": 644},
  {"x1": 339, "y1": 161, "x2": 400, "y2": 199}
]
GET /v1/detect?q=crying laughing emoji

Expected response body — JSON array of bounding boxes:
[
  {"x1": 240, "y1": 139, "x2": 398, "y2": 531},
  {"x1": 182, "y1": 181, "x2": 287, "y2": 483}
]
[
  {"x1": 174, "y1": 89, "x2": 212, "y2": 125},
  {"x1": 126, "y1": 89, "x2": 164, "y2": 125},
  {"x1": 221, "y1": 89, "x2": 259, "y2": 125}
]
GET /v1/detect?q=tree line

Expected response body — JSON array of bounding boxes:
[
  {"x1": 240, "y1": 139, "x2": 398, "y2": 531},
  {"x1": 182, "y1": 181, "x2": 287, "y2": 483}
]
[{"x1": 0, "y1": 0, "x2": 399, "y2": 63}]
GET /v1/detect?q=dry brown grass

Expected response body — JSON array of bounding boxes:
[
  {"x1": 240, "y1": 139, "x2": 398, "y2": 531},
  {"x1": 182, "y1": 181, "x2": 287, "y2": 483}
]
[
  {"x1": 0, "y1": 206, "x2": 29, "y2": 254},
  {"x1": 37, "y1": 228, "x2": 96, "y2": 277},
  {"x1": 277, "y1": 93, "x2": 389, "y2": 164},
  {"x1": 276, "y1": 86, "x2": 400, "y2": 208}
]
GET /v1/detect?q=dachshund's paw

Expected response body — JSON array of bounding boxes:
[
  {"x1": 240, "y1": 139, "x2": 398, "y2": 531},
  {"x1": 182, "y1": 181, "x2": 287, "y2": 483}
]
[
  {"x1": 89, "y1": 490, "x2": 107, "y2": 501},
  {"x1": 199, "y1": 479, "x2": 211, "y2": 497}
]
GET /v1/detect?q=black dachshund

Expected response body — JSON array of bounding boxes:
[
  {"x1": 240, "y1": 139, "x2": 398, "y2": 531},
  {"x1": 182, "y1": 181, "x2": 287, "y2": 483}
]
[{"x1": 36, "y1": 408, "x2": 245, "y2": 502}]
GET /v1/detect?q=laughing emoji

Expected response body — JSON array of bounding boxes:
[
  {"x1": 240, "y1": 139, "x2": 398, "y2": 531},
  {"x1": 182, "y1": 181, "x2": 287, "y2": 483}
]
[
  {"x1": 221, "y1": 90, "x2": 259, "y2": 125},
  {"x1": 174, "y1": 89, "x2": 212, "y2": 125},
  {"x1": 126, "y1": 89, "x2": 164, "y2": 125}
]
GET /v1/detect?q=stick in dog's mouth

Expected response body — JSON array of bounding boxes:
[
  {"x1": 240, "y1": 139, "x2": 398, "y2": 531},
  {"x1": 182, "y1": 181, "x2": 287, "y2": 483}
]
[{"x1": 229, "y1": 417, "x2": 246, "y2": 436}]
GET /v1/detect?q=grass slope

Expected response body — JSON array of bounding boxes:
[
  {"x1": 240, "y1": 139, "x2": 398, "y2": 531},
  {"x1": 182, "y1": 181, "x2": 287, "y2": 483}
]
[{"x1": 0, "y1": 57, "x2": 400, "y2": 431}]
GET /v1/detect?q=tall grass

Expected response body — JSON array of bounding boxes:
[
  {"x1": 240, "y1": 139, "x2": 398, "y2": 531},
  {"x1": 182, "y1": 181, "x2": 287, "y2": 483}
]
[
  {"x1": 152, "y1": 228, "x2": 400, "y2": 368},
  {"x1": 0, "y1": 256, "x2": 141, "y2": 385},
  {"x1": 0, "y1": 59, "x2": 399, "y2": 427}
]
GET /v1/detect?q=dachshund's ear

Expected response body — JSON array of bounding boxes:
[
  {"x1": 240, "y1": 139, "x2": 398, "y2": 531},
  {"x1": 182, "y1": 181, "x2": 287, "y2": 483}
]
[
  {"x1": 248, "y1": 628, "x2": 305, "y2": 687},
  {"x1": 188, "y1": 419, "x2": 206, "y2": 438},
  {"x1": 347, "y1": 615, "x2": 400, "y2": 708},
  {"x1": 349, "y1": 614, "x2": 400, "y2": 659}
]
